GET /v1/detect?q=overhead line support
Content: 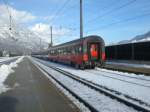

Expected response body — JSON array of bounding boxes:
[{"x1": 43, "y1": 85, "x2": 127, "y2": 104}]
[{"x1": 80, "y1": 0, "x2": 83, "y2": 38}]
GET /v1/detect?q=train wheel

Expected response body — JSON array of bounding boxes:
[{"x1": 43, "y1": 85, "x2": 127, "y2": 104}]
[
  {"x1": 71, "y1": 61, "x2": 74, "y2": 67},
  {"x1": 91, "y1": 66, "x2": 95, "y2": 69},
  {"x1": 75, "y1": 64, "x2": 80, "y2": 69},
  {"x1": 80, "y1": 64, "x2": 85, "y2": 70}
]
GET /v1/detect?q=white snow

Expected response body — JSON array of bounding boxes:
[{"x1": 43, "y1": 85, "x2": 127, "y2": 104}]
[
  {"x1": 0, "y1": 57, "x2": 12, "y2": 63},
  {"x1": 0, "y1": 56, "x2": 21, "y2": 63},
  {"x1": 33, "y1": 58, "x2": 150, "y2": 108},
  {"x1": 31, "y1": 58, "x2": 138, "y2": 112},
  {"x1": 106, "y1": 61, "x2": 150, "y2": 69},
  {"x1": 0, "y1": 56, "x2": 24, "y2": 94},
  {"x1": 131, "y1": 37, "x2": 150, "y2": 43}
]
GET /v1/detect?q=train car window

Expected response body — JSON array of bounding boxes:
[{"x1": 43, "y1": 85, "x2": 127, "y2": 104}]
[
  {"x1": 66, "y1": 47, "x2": 69, "y2": 54},
  {"x1": 58, "y1": 49, "x2": 60, "y2": 55},
  {"x1": 79, "y1": 46, "x2": 82, "y2": 53},
  {"x1": 52, "y1": 50, "x2": 54, "y2": 54},
  {"x1": 75, "y1": 46, "x2": 78, "y2": 54},
  {"x1": 55, "y1": 49, "x2": 58, "y2": 55},
  {"x1": 68, "y1": 47, "x2": 71, "y2": 54},
  {"x1": 74, "y1": 45, "x2": 82, "y2": 54},
  {"x1": 62, "y1": 49, "x2": 63, "y2": 54},
  {"x1": 63, "y1": 48, "x2": 65, "y2": 53},
  {"x1": 64, "y1": 48, "x2": 66, "y2": 55},
  {"x1": 53, "y1": 50, "x2": 55, "y2": 55},
  {"x1": 59, "y1": 50, "x2": 60, "y2": 55},
  {"x1": 72, "y1": 47, "x2": 75, "y2": 54},
  {"x1": 70, "y1": 45, "x2": 80, "y2": 55},
  {"x1": 61, "y1": 49, "x2": 63, "y2": 55},
  {"x1": 63, "y1": 48, "x2": 66, "y2": 55}
]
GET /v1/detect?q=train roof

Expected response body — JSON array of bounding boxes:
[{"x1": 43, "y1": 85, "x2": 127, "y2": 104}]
[{"x1": 49, "y1": 35, "x2": 104, "y2": 50}]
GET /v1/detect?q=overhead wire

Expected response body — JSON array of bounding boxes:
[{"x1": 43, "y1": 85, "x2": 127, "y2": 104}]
[
  {"x1": 86, "y1": 12, "x2": 150, "y2": 33},
  {"x1": 50, "y1": 0, "x2": 72, "y2": 25},
  {"x1": 85, "y1": 0, "x2": 137, "y2": 25},
  {"x1": 46, "y1": 0, "x2": 79, "y2": 40},
  {"x1": 66, "y1": 0, "x2": 137, "y2": 32}
]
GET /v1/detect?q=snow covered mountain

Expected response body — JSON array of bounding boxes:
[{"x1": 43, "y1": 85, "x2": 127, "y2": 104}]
[
  {"x1": 130, "y1": 31, "x2": 150, "y2": 43},
  {"x1": 0, "y1": 4, "x2": 70, "y2": 56},
  {"x1": 0, "y1": 26, "x2": 49, "y2": 55},
  {"x1": 118, "y1": 31, "x2": 150, "y2": 44}
]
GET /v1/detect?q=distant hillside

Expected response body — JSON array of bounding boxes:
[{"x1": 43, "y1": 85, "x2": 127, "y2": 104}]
[
  {"x1": 0, "y1": 28, "x2": 48, "y2": 55},
  {"x1": 130, "y1": 31, "x2": 150, "y2": 42},
  {"x1": 118, "y1": 31, "x2": 150, "y2": 44}
]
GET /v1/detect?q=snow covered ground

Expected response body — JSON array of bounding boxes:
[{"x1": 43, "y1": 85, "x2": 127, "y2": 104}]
[
  {"x1": 0, "y1": 56, "x2": 20, "y2": 63},
  {"x1": 32, "y1": 58, "x2": 138, "y2": 112},
  {"x1": 0, "y1": 56, "x2": 24, "y2": 94},
  {"x1": 33, "y1": 58, "x2": 150, "y2": 107},
  {"x1": 0, "y1": 57, "x2": 12, "y2": 63},
  {"x1": 106, "y1": 61, "x2": 150, "y2": 69}
]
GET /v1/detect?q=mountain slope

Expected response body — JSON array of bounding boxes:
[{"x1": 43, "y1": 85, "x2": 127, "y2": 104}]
[
  {"x1": 0, "y1": 27, "x2": 48, "y2": 55},
  {"x1": 131, "y1": 31, "x2": 150, "y2": 42},
  {"x1": 118, "y1": 31, "x2": 150, "y2": 44}
]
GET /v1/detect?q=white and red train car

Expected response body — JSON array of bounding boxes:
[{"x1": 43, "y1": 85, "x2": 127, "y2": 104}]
[{"x1": 47, "y1": 35, "x2": 105, "y2": 69}]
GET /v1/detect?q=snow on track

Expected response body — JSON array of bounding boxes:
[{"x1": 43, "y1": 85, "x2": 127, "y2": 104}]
[
  {"x1": 96, "y1": 68, "x2": 150, "y2": 81},
  {"x1": 32, "y1": 58, "x2": 138, "y2": 112},
  {"x1": 0, "y1": 56, "x2": 24, "y2": 94},
  {"x1": 93, "y1": 68, "x2": 150, "y2": 87},
  {"x1": 34, "y1": 58, "x2": 150, "y2": 106}
]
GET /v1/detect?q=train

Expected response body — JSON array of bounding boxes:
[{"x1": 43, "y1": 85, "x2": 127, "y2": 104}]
[{"x1": 33, "y1": 35, "x2": 105, "y2": 69}]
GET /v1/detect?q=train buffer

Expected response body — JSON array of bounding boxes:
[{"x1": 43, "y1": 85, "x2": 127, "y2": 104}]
[{"x1": 0, "y1": 57, "x2": 78, "y2": 112}]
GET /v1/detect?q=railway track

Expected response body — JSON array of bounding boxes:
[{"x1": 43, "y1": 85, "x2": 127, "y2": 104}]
[
  {"x1": 33, "y1": 58, "x2": 150, "y2": 112},
  {"x1": 88, "y1": 69, "x2": 150, "y2": 88},
  {"x1": 96, "y1": 68, "x2": 150, "y2": 82},
  {"x1": 84, "y1": 69, "x2": 150, "y2": 108}
]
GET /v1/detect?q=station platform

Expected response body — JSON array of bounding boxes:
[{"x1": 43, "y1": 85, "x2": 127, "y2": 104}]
[
  {"x1": 105, "y1": 60, "x2": 150, "y2": 75},
  {"x1": 0, "y1": 57, "x2": 78, "y2": 112}
]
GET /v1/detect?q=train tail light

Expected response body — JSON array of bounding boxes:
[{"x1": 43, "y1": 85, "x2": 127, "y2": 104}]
[
  {"x1": 83, "y1": 54, "x2": 88, "y2": 61},
  {"x1": 102, "y1": 52, "x2": 106, "y2": 61}
]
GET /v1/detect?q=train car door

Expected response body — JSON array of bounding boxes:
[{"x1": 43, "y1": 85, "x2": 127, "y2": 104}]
[{"x1": 88, "y1": 43, "x2": 100, "y2": 61}]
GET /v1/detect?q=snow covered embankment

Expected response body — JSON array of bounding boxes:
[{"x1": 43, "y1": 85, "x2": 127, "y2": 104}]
[{"x1": 0, "y1": 57, "x2": 24, "y2": 94}]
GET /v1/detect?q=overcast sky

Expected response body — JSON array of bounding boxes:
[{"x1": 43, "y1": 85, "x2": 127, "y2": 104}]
[{"x1": 0, "y1": 0, "x2": 150, "y2": 45}]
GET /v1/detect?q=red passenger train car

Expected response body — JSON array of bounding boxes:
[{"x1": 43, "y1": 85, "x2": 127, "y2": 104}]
[{"x1": 48, "y1": 35, "x2": 105, "y2": 69}]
